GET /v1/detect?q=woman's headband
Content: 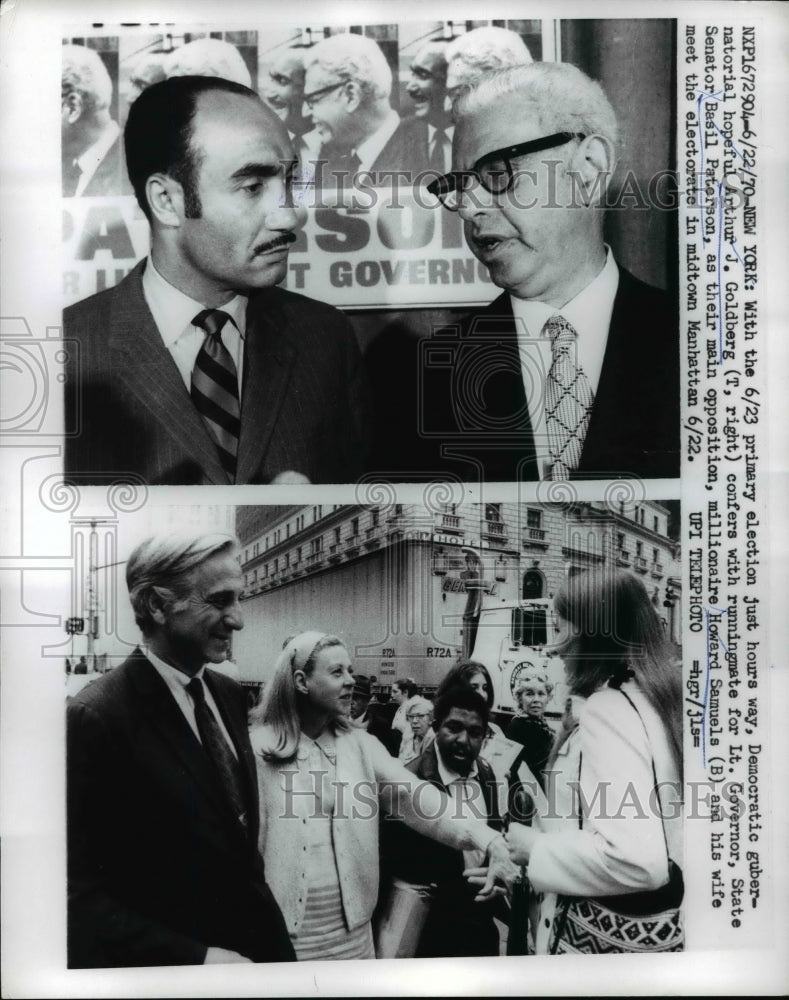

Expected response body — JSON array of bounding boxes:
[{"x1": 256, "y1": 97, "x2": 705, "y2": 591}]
[{"x1": 286, "y1": 630, "x2": 329, "y2": 672}]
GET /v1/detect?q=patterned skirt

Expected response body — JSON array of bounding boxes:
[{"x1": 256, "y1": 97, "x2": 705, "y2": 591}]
[{"x1": 551, "y1": 897, "x2": 684, "y2": 954}]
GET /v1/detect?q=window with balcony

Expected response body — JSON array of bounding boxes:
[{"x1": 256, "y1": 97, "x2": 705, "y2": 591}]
[
  {"x1": 485, "y1": 503, "x2": 502, "y2": 521},
  {"x1": 350, "y1": 517, "x2": 359, "y2": 538}
]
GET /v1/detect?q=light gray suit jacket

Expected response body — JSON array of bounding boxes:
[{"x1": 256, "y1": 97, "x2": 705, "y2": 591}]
[{"x1": 64, "y1": 260, "x2": 370, "y2": 484}]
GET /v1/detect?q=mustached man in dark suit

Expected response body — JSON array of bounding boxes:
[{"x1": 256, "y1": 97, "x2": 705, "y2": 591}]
[
  {"x1": 64, "y1": 75, "x2": 370, "y2": 485},
  {"x1": 67, "y1": 532, "x2": 295, "y2": 968},
  {"x1": 370, "y1": 61, "x2": 678, "y2": 483}
]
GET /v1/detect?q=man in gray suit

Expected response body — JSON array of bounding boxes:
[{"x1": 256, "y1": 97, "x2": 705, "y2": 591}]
[{"x1": 64, "y1": 75, "x2": 369, "y2": 485}]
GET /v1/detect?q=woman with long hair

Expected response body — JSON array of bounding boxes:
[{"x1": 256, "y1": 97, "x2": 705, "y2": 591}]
[
  {"x1": 502, "y1": 569, "x2": 684, "y2": 954},
  {"x1": 250, "y1": 631, "x2": 515, "y2": 961}
]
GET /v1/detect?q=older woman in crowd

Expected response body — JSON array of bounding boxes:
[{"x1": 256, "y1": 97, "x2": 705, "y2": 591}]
[
  {"x1": 397, "y1": 696, "x2": 435, "y2": 764},
  {"x1": 505, "y1": 664, "x2": 555, "y2": 793},
  {"x1": 250, "y1": 632, "x2": 516, "y2": 961},
  {"x1": 502, "y1": 570, "x2": 684, "y2": 954}
]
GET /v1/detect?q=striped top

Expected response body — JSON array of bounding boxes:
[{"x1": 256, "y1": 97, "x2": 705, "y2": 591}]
[{"x1": 291, "y1": 733, "x2": 374, "y2": 961}]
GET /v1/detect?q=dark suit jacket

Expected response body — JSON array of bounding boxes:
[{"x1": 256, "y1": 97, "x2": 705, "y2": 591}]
[
  {"x1": 78, "y1": 134, "x2": 132, "y2": 197},
  {"x1": 317, "y1": 115, "x2": 430, "y2": 187},
  {"x1": 66, "y1": 650, "x2": 295, "y2": 967},
  {"x1": 369, "y1": 115, "x2": 430, "y2": 178},
  {"x1": 367, "y1": 266, "x2": 679, "y2": 482},
  {"x1": 64, "y1": 260, "x2": 371, "y2": 484},
  {"x1": 379, "y1": 744, "x2": 503, "y2": 958}
]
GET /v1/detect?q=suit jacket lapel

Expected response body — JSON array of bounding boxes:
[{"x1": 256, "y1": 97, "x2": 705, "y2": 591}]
[
  {"x1": 471, "y1": 294, "x2": 538, "y2": 481},
  {"x1": 236, "y1": 289, "x2": 297, "y2": 483},
  {"x1": 578, "y1": 267, "x2": 639, "y2": 476},
  {"x1": 108, "y1": 263, "x2": 229, "y2": 484},
  {"x1": 128, "y1": 652, "x2": 249, "y2": 845}
]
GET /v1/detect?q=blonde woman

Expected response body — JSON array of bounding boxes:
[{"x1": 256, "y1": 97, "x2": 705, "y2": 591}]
[
  {"x1": 250, "y1": 631, "x2": 516, "y2": 961},
  {"x1": 505, "y1": 664, "x2": 555, "y2": 793}
]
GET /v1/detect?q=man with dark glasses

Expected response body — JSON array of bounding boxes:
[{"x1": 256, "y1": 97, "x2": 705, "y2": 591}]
[
  {"x1": 302, "y1": 33, "x2": 430, "y2": 188},
  {"x1": 372, "y1": 60, "x2": 678, "y2": 482}
]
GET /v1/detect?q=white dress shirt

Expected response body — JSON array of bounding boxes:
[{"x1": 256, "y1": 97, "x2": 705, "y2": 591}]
[
  {"x1": 435, "y1": 746, "x2": 488, "y2": 869},
  {"x1": 74, "y1": 119, "x2": 120, "y2": 196},
  {"x1": 510, "y1": 248, "x2": 619, "y2": 479},
  {"x1": 354, "y1": 110, "x2": 401, "y2": 172},
  {"x1": 141, "y1": 256, "x2": 246, "y2": 393},
  {"x1": 145, "y1": 649, "x2": 238, "y2": 759}
]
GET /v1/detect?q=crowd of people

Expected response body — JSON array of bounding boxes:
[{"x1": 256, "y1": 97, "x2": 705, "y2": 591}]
[{"x1": 67, "y1": 532, "x2": 684, "y2": 967}]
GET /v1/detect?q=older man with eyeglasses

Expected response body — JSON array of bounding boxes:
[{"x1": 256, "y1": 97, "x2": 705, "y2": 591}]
[
  {"x1": 301, "y1": 32, "x2": 431, "y2": 188},
  {"x1": 371, "y1": 60, "x2": 679, "y2": 484}
]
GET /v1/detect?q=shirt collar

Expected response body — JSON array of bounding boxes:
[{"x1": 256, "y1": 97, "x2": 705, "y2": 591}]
[
  {"x1": 355, "y1": 109, "x2": 400, "y2": 171},
  {"x1": 142, "y1": 256, "x2": 247, "y2": 349},
  {"x1": 509, "y1": 246, "x2": 619, "y2": 397},
  {"x1": 145, "y1": 647, "x2": 205, "y2": 690},
  {"x1": 435, "y1": 745, "x2": 479, "y2": 786},
  {"x1": 75, "y1": 119, "x2": 120, "y2": 177},
  {"x1": 509, "y1": 246, "x2": 618, "y2": 338}
]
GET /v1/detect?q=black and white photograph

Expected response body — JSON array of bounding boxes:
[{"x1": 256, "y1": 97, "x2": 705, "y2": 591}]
[
  {"x1": 59, "y1": 16, "x2": 677, "y2": 485},
  {"x1": 62, "y1": 498, "x2": 683, "y2": 966},
  {"x1": 1, "y1": 1, "x2": 787, "y2": 997}
]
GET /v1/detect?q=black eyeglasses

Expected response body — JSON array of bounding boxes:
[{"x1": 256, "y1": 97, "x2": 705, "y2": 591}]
[
  {"x1": 303, "y1": 79, "x2": 347, "y2": 110},
  {"x1": 426, "y1": 131, "x2": 585, "y2": 210}
]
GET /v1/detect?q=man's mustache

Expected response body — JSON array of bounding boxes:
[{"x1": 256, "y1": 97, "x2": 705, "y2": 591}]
[{"x1": 254, "y1": 231, "x2": 298, "y2": 255}]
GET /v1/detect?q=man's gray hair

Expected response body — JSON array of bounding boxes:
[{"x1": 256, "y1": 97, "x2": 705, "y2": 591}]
[
  {"x1": 455, "y1": 61, "x2": 619, "y2": 150},
  {"x1": 127, "y1": 532, "x2": 239, "y2": 634},
  {"x1": 446, "y1": 26, "x2": 532, "y2": 89},
  {"x1": 304, "y1": 33, "x2": 392, "y2": 101},
  {"x1": 165, "y1": 38, "x2": 252, "y2": 87},
  {"x1": 62, "y1": 44, "x2": 113, "y2": 113}
]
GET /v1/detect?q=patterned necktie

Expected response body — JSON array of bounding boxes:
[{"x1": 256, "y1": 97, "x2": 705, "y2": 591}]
[
  {"x1": 543, "y1": 315, "x2": 595, "y2": 480},
  {"x1": 186, "y1": 677, "x2": 248, "y2": 834},
  {"x1": 191, "y1": 309, "x2": 240, "y2": 482}
]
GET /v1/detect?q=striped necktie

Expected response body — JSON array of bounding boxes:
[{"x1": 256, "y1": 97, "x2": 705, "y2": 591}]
[
  {"x1": 191, "y1": 309, "x2": 240, "y2": 482},
  {"x1": 543, "y1": 315, "x2": 595, "y2": 480}
]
